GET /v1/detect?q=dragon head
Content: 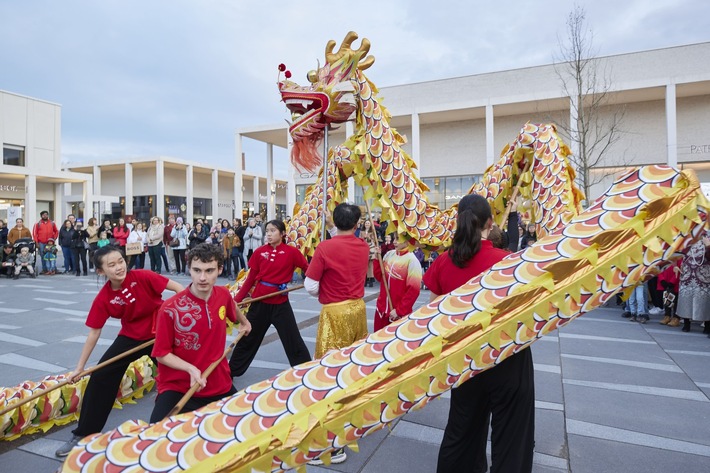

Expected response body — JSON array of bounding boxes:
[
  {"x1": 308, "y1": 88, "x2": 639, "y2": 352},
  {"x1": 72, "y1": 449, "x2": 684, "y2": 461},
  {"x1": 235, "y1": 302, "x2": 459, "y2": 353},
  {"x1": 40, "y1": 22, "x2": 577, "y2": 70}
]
[{"x1": 278, "y1": 31, "x2": 375, "y2": 171}]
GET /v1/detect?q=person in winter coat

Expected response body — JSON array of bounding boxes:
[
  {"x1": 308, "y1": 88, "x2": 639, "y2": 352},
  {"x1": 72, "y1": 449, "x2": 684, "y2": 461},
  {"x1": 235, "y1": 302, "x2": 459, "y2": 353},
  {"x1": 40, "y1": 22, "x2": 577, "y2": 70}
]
[
  {"x1": 33, "y1": 210, "x2": 58, "y2": 273},
  {"x1": 7, "y1": 218, "x2": 31, "y2": 245},
  {"x1": 58, "y1": 219, "x2": 76, "y2": 274},
  {"x1": 112, "y1": 218, "x2": 130, "y2": 248},
  {"x1": 188, "y1": 222, "x2": 207, "y2": 250},
  {"x1": 242, "y1": 218, "x2": 263, "y2": 263},
  {"x1": 146, "y1": 216, "x2": 165, "y2": 274},
  {"x1": 71, "y1": 222, "x2": 90, "y2": 276},
  {"x1": 170, "y1": 217, "x2": 189, "y2": 275}
]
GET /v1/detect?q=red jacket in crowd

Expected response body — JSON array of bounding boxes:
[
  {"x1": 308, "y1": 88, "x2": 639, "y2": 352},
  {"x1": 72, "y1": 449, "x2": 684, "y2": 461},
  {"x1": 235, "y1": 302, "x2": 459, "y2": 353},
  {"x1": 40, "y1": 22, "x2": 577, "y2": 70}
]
[{"x1": 33, "y1": 219, "x2": 58, "y2": 244}]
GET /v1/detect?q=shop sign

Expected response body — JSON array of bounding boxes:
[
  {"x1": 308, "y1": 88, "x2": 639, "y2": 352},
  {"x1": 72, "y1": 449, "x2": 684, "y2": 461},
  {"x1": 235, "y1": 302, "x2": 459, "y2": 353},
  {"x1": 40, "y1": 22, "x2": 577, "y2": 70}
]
[
  {"x1": 0, "y1": 184, "x2": 23, "y2": 193},
  {"x1": 690, "y1": 144, "x2": 710, "y2": 154}
]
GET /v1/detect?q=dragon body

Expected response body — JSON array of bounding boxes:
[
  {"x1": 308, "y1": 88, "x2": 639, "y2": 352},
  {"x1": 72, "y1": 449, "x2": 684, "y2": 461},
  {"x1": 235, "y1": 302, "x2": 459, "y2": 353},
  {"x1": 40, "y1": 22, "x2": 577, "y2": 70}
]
[{"x1": 0, "y1": 32, "x2": 705, "y2": 473}]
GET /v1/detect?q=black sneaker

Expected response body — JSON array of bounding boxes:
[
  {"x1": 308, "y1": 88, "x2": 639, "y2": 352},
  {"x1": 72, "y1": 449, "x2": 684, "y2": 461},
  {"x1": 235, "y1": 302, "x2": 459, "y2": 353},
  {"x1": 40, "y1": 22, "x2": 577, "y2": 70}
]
[
  {"x1": 638, "y1": 314, "x2": 649, "y2": 324},
  {"x1": 621, "y1": 311, "x2": 632, "y2": 318},
  {"x1": 55, "y1": 435, "x2": 82, "y2": 457},
  {"x1": 307, "y1": 448, "x2": 347, "y2": 465}
]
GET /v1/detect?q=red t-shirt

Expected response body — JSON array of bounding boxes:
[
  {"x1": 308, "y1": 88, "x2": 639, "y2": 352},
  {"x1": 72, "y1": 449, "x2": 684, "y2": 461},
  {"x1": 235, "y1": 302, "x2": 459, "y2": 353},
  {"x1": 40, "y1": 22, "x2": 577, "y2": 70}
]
[
  {"x1": 235, "y1": 243, "x2": 308, "y2": 304},
  {"x1": 86, "y1": 269, "x2": 169, "y2": 339},
  {"x1": 306, "y1": 234, "x2": 369, "y2": 304},
  {"x1": 152, "y1": 285, "x2": 237, "y2": 397},
  {"x1": 423, "y1": 240, "x2": 509, "y2": 295}
]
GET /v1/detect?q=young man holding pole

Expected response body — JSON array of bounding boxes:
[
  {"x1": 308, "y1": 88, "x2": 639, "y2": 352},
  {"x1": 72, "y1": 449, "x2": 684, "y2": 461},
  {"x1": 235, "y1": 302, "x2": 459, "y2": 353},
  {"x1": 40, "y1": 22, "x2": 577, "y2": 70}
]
[{"x1": 149, "y1": 243, "x2": 251, "y2": 422}]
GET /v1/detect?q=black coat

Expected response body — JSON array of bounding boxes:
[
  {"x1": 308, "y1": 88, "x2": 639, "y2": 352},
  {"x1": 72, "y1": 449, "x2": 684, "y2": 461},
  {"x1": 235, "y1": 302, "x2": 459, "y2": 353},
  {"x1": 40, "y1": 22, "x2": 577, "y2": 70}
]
[{"x1": 59, "y1": 227, "x2": 75, "y2": 247}]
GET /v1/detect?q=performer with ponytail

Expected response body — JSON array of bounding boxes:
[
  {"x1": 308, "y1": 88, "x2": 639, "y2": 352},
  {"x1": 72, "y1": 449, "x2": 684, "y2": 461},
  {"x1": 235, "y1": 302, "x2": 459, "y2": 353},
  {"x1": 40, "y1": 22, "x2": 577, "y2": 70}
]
[
  {"x1": 229, "y1": 220, "x2": 311, "y2": 378},
  {"x1": 423, "y1": 194, "x2": 535, "y2": 473}
]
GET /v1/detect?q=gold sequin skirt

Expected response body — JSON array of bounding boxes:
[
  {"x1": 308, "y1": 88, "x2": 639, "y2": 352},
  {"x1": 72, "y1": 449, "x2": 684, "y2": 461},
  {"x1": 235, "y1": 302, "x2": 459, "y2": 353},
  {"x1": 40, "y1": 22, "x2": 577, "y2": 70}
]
[{"x1": 315, "y1": 299, "x2": 368, "y2": 359}]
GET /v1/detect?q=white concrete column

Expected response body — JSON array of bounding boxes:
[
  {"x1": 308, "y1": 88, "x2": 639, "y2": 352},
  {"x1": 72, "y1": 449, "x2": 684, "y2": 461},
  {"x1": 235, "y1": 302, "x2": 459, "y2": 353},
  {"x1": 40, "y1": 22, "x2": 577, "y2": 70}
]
[
  {"x1": 235, "y1": 133, "x2": 244, "y2": 219},
  {"x1": 125, "y1": 163, "x2": 133, "y2": 216},
  {"x1": 411, "y1": 112, "x2": 421, "y2": 170},
  {"x1": 63, "y1": 183, "x2": 72, "y2": 218},
  {"x1": 53, "y1": 183, "x2": 63, "y2": 221},
  {"x1": 25, "y1": 174, "x2": 37, "y2": 225},
  {"x1": 345, "y1": 121, "x2": 356, "y2": 204},
  {"x1": 253, "y1": 176, "x2": 260, "y2": 218},
  {"x1": 186, "y1": 165, "x2": 194, "y2": 225},
  {"x1": 156, "y1": 159, "x2": 165, "y2": 220},
  {"x1": 666, "y1": 82, "x2": 678, "y2": 167},
  {"x1": 233, "y1": 173, "x2": 240, "y2": 222},
  {"x1": 211, "y1": 169, "x2": 219, "y2": 226},
  {"x1": 266, "y1": 143, "x2": 275, "y2": 220},
  {"x1": 569, "y1": 96, "x2": 579, "y2": 159},
  {"x1": 83, "y1": 178, "x2": 93, "y2": 222},
  {"x1": 93, "y1": 165, "x2": 102, "y2": 195},
  {"x1": 286, "y1": 129, "x2": 296, "y2": 217},
  {"x1": 485, "y1": 103, "x2": 495, "y2": 166}
]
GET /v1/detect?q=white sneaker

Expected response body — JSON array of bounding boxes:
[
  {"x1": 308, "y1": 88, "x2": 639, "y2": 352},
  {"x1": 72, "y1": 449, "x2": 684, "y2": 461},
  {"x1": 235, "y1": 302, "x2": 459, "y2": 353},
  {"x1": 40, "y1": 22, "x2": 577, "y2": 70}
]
[
  {"x1": 649, "y1": 307, "x2": 664, "y2": 316},
  {"x1": 307, "y1": 448, "x2": 347, "y2": 465}
]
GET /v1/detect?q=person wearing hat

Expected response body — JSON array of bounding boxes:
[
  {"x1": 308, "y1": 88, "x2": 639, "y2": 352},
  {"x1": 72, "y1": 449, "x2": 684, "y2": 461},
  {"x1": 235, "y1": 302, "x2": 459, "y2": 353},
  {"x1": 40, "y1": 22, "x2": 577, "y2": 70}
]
[
  {"x1": 42, "y1": 237, "x2": 59, "y2": 275},
  {"x1": 33, "y1": 210, "x2": 58, "y2": 274}
]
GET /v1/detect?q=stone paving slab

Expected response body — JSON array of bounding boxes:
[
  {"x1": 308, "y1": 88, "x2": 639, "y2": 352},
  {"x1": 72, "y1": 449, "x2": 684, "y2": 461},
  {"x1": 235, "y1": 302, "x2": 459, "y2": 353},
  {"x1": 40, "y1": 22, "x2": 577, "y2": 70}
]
[{"x1": 1, "y1": 279, "x2": 709, "y2": 472}]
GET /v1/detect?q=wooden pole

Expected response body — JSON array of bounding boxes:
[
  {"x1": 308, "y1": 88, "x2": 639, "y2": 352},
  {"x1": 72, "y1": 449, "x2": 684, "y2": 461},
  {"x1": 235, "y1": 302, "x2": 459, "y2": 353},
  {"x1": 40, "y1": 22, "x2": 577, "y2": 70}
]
[
  {"x1": 362, "y1": 194, "x2": 393, "y2": 313},
  {"x1": 0, "y1": 339, "x2": 155, "y2": 417},
  {"x1": 164, "y1": 331, "x2": 246, "y2": 419},
  {"x1": 500, "y1": 159, "x2": 533, "y2": 230},
  {"x1": 237, "y1": 284, "x2": 304, "y2": 307}
]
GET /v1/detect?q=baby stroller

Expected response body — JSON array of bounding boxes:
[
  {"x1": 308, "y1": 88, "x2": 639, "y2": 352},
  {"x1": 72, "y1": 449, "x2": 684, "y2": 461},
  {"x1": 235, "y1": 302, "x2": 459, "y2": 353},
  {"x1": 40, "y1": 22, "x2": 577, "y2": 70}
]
[{"x1": 12, "y1": 238, "x2": 38, "y2": 279}]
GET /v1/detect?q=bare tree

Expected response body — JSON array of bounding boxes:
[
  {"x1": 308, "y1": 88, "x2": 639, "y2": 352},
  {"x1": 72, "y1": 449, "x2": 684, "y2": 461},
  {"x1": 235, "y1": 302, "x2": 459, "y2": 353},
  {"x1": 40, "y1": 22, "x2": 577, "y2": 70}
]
[{"x1": 554, "y1": 5, "x2": 626, "y2": 203}]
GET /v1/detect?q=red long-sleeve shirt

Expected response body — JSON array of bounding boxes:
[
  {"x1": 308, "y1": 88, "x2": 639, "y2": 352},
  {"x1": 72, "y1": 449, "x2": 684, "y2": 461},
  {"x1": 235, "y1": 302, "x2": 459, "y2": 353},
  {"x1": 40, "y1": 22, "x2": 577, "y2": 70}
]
[{"x1": 235, "y1": 243, "x2": 308, "y2": 305}]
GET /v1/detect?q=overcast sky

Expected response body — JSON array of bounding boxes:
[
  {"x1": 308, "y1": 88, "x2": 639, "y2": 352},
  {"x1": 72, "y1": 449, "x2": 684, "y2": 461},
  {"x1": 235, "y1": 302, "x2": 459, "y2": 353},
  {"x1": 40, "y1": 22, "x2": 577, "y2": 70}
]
[{"x1": 1, "y1": 0, "x2": 708, "y2": 179}]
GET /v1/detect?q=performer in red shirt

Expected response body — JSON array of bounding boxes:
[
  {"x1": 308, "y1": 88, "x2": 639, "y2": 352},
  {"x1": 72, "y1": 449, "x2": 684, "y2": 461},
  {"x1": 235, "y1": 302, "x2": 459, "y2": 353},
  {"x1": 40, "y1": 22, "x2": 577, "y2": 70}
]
[
  {"x1": 372, "y1": 242, "x2": 422, "y2": 331},
  {"x1": 423, "y1": 194, "x2": 534, "y2": 473},
  {"x1": 55, "y1": 245, "x2": 183, "y2": 457},
  {"x1": 304, "y1": 203, "x2": 369, "y2": 466},
  {"x1": 305, "y1": 203, "x2": 370, "y2": 361},
  {"x1": 229, "y1": 220, "x2": 311, "y2": 378},
  {"x1": 150, "y1": 243, "x2": 251, "y2": 422}
]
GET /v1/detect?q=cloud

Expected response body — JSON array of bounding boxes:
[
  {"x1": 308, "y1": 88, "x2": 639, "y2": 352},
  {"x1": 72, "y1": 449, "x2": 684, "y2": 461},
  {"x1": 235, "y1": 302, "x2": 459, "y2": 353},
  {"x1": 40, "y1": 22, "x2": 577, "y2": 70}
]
[{"x1": 1, "y1": 0, "x2": 708, "y2": 173}]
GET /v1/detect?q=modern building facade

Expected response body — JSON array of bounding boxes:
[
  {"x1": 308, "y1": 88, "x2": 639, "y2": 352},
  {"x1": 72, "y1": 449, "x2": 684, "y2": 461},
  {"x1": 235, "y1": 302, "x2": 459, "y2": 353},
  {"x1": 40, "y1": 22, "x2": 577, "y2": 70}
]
[
  {"x1": 1, "y1": 89, "x2": 288, "y2": 230},
  {"x1": 237, "y1": 42, "x2": 710, "y2": 213},
  {"x1": 67, "y1": 157, "x2": 289, "y2": 225},
  {"x1": 0, "y1": 90, "x2": 92, "y2": 224}
]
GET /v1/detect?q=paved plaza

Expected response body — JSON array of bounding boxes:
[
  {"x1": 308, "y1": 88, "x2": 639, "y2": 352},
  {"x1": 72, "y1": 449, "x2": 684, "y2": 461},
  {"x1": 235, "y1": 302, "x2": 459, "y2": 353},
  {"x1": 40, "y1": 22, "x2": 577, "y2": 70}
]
[{"x1": 0, "y1": 273, "x2": 709, "y2": 472}]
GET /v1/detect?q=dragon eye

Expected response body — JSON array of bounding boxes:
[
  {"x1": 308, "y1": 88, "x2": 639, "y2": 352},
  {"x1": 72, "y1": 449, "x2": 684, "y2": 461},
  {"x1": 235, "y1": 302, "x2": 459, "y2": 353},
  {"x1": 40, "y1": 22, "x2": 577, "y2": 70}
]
[{"x1": 307, "y1": 70, "x2": 319, "y2": 83}]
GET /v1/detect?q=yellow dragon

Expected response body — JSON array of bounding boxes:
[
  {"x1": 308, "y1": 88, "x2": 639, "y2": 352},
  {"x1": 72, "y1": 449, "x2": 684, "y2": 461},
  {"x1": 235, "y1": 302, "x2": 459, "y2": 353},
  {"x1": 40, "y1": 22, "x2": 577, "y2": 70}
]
[{"x1": 3, "y1": 32, "x2": 707, "y2": 473}]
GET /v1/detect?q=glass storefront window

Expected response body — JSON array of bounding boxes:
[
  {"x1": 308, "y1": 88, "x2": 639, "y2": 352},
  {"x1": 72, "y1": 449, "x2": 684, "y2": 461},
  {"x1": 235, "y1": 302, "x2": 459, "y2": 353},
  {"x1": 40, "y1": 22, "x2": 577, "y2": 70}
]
[
  {"x1": 242, "y1": 201, "x2": 254, "y2": 222},
  {"x1": 276, "y1": 204, "x2": 287, "y2": 220},
  {"x1": 295, "y1": 185, "x2": 309, "y2": 206},
  {"x1": 422, "y1": 175, "x2": 482, "y2": 210},
  {"x1": 3, "y1": 146, "x2": 25, "y2": 167},
  {"x1": 132, "y1": 195, "x2": 155, "y2": 224},
  {"x1": 193, "y1": 198, "x2": 212, "y2": 226},
  {"x1": 165, "y1": 195, "x2": 187, "y2": 223}
]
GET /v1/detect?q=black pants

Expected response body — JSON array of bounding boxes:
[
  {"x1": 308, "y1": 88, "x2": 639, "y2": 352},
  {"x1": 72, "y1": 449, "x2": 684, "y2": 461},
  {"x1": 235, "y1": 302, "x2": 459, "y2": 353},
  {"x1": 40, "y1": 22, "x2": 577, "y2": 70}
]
[
  {"x1": 229, "y1": 301, "x2": 311, "y2": 377},
  {"x1": 647, "y1": 277, "x2": 663, "y2": 308},
  {"x1": 128, "y1": 252, "x2": 145, "y2": 269},
  {"x1": 437, "y1": 348, "x2": 535, "y2": 473},
  {"x1": 72, "y1": 247, "x2": 88, "y2": 275},
  {"x1": 73, "y1": 335, "x2": 153, "y2": 436},
  {"x1": 148, "y1": 244, "x2": 163, "y2": 272},
  {"x1": 173, "y1": 249, "x2": 186, "y2": 274},
  {"x1": 149, "y1": 385, "x2": 237, "y2": 423},
  {"x1": 231, "y1": 252, "x2": 245, "y2": 275}
]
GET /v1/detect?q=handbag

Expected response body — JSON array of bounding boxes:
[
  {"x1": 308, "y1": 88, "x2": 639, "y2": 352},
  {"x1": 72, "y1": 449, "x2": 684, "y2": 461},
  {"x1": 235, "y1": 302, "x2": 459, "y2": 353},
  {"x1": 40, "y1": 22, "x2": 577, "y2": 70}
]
[
  {"x1": 125, "y1": 241, "x2": 144, "y2": 256},
  {"x1": 169, "y1": 237, "x2": 180, "y2": 247}
]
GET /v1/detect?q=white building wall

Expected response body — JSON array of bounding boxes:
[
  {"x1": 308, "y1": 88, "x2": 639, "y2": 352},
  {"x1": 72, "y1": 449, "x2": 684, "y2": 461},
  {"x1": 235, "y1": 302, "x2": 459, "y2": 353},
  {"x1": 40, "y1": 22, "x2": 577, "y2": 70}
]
[
  {"x1": 100, "y1": 169, "x2": 125, "y2": 196},
  {"x1": 677, "y1": 95, "x2": 710, "y2": 163},
  {"x1": 217, "y1": 175, "x2": 235, "y2": 221},
  {"x1": 163, "y1": 167, "x2": 186, "y2": 195},
  {"x1": 132, "y1": 167, "x2": 157, "y2": 196},
  {"x1": 193, "y1": 172, "x2": 212, "y2": 198},
  {"x1": 420, "y1": 119, "x2": 486, "y2": 177}
]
